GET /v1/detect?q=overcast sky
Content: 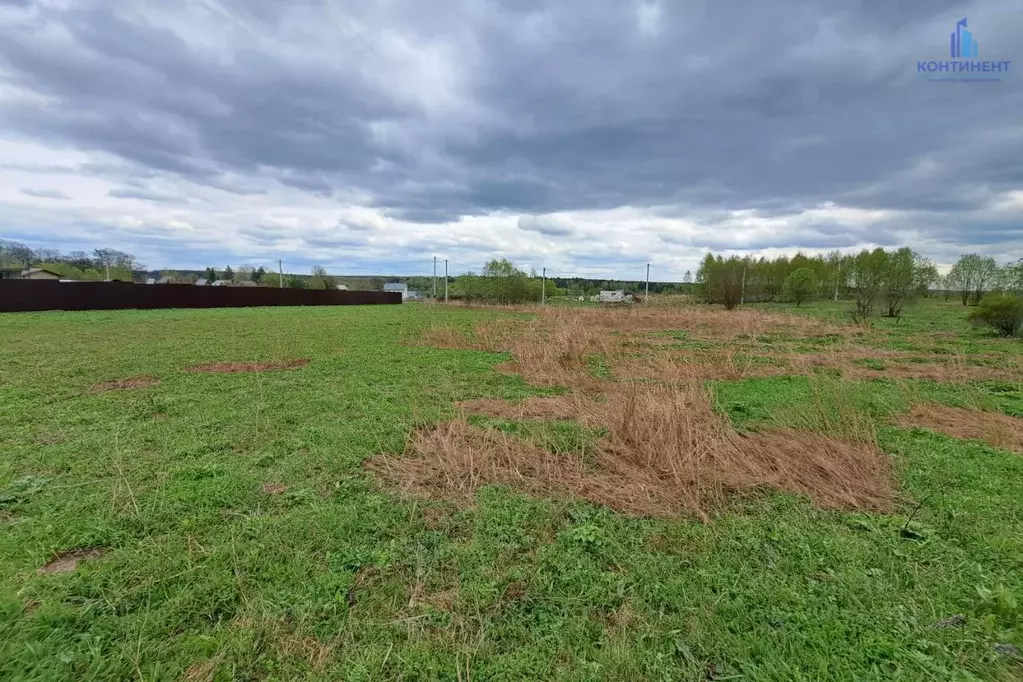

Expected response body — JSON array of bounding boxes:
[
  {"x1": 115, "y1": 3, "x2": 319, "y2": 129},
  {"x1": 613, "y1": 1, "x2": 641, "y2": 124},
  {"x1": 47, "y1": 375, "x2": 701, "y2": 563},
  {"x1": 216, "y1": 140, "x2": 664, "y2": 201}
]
[{"x1": 1, "y1": 0, "x2": 1021, "y2": 278}]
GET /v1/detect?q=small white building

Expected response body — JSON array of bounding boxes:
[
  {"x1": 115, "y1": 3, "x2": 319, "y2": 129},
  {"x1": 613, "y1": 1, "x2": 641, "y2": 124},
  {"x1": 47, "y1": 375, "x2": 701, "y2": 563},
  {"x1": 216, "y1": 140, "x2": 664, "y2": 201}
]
[
  {"x1": 597, "y1": 290, "x2": 634, "y2": 304},
  {"x1": 383, "y1": 282, "x2": 409, "y2": 300}
]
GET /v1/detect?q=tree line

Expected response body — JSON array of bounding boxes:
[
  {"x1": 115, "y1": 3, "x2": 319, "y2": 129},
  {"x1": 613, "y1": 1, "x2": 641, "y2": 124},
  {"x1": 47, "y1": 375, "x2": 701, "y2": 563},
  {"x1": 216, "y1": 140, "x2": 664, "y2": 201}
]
[
  {"x1": 697, "y1": 248, "x2": 1023, "y2": 316},
  {"x1": 1, "y1": 240, "x2": 143, "y2": 282}
]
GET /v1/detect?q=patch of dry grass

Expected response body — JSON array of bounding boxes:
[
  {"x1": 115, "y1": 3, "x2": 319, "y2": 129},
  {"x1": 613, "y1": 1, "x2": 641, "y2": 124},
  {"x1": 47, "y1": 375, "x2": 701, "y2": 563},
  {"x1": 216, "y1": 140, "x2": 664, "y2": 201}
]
[
  {"x1": 374, "y1": 380, "x2": 893, "y2": 519},
  {"x1": 897, "y1": 405, "x2": 1023, "y2": 454},
  {"x1": 381, "y1": 305, "x2": 907, "y2": 517}
]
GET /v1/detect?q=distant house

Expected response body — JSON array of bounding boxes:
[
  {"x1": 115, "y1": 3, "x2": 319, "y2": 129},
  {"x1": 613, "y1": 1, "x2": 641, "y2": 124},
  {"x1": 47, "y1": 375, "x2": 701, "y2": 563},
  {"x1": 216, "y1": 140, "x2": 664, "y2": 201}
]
[
  {"x1": 195, "y1": 278, "x2": 209, "y2": 286},
  {"x1": 596, "y1": 290, "x2": 634, "y2": 304},
  {"x1": 406, "y1": 289, "x2": 423, "y2": 301},
  {"x1": 7, "y1": 267, "x2": 63, "y2": 281},
  {"x1": 211, "y1": 280, "x2": 256, "y2": 287},
  {"x1": 335, "y1": 284, "x2": 349, "y2": 291},
  {"x1": 383, "y1": 282, "x2": 409, "y2": 301},
  {"x1": 145, "y1": 277, "x2": 157, "y2": 285},
  {"x1": 155, "y1": 276, "x2": 174, "y2": 285}
]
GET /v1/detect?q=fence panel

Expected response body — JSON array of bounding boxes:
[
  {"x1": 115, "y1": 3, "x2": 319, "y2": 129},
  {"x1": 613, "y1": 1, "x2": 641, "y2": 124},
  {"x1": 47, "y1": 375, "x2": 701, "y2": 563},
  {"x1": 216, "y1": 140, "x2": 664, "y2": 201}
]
[{"x1": 0, "y1": 280, "x2": 401, "y2": 312}]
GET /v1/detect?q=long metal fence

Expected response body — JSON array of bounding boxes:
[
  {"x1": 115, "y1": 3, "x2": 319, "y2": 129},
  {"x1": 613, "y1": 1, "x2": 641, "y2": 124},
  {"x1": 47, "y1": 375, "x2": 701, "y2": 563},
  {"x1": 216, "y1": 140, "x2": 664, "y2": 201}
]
[{"x1": 0, "y1": 280, "x2": 401, "y2": 312}]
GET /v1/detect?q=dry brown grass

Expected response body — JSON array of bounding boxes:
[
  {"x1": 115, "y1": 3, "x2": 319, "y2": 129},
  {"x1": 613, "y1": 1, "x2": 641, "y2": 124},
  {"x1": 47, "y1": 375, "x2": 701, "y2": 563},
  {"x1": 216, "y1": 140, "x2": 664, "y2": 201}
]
[
  {"x1": 898, "y1": 405, "x2": 1023, "y2": 454},
  {"x1": 182, "y1": 358, "x2": 311, "y2": 373},
  {"x1": 374, "y1": 381, "x2": 893, "y2": 519},
  {"x1": 381, "y1": 305, "x2": 906, "y2": 518},
  {"x1": 456, "y1": 395, "x2": 588, "y2": 421},
  {"x1": 181, "y1": 661, "x2": 217, "y2": 682}
]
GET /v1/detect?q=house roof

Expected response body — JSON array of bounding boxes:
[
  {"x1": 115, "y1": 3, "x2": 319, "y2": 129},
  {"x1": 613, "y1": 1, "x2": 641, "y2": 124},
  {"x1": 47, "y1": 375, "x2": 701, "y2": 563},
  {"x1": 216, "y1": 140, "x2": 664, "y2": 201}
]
[
  {"x1": 195, "y1": 278, "x2": 209, "y2": 286},
  {"x1": 23, "y1": 267, "x2": 63, "y2": 277},
  {"x1": 383, "y1": 282, "x2": 408, "y2": 292}
]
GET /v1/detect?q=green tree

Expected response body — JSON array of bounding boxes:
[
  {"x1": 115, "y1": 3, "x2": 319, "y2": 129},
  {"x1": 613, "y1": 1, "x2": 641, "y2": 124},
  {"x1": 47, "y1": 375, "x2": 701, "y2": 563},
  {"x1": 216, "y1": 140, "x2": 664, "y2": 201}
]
[
  {"x1": 0, "y1": 240, "x2": 34, "y2": 268},
  {"x1": 848, "y1": 248, "x2": 888, "y2": 322},
  {"x1": 223, "y1": 266, "x2": 235, "y2": 282},
  {"x1": 697, "y1": 254, "x2": 745, "y2": 309},
  {"x1": 252, "y1": 266, "x2": 265, "y2": 284},
  {"x1": 913, "y1": 258, "x2": 941, "y2": 297},
  {"x1": 1003, "y1": 259, "x2": 1023, "y2": 294},
  {"x1": 450, "y1": 259, "x2": 544, "y2": 304},
  {"x1": 204, "y1": 267, "x2": 217, "y2": 282},
  {"x1": 308, "y1": 265, "x2": 334, "y2": 290},
  {"x1": 881, "y1": 247, "x2": 917, "y2": 318},
  {"x1": 947, "y1": 254, "x2": 999, "y2": 306},
  {"x1": 782, "y1": 268, "x2": 817, "y2": 307}
]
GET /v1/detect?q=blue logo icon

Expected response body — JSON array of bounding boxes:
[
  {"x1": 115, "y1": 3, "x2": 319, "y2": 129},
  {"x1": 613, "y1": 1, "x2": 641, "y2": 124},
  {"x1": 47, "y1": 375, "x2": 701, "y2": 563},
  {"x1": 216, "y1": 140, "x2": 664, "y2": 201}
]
[
  {"x1": 917, "y1": 17, "x2": 1009, "y2": 82},
  {"x1": 950, "y1": 18, "x2": 978, "y2": 58}
]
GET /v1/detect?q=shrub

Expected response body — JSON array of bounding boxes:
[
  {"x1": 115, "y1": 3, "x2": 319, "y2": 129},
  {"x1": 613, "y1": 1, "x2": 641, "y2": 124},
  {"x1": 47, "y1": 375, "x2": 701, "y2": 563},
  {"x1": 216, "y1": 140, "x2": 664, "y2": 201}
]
[
  {"x1": 782, "y1": 268, "x2": 817, "y2": 307},
  {"x1": 968, "y1": 294, "x2": 1023, "y2": 337}
]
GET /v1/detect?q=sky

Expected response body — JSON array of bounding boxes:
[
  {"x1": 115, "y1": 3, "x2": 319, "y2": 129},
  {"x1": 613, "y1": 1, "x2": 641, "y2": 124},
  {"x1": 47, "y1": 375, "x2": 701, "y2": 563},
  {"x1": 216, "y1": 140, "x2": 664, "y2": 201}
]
[{"x1": 0, "y1": 0, "x2": 1021, "y2": 279}]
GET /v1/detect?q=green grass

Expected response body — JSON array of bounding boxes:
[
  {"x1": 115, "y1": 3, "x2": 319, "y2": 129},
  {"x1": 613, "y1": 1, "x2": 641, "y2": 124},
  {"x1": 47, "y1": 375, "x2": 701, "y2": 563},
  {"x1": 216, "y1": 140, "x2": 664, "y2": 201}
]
[{"x1": 1, "y1": 303, "x2": 1022, "y2": 680}]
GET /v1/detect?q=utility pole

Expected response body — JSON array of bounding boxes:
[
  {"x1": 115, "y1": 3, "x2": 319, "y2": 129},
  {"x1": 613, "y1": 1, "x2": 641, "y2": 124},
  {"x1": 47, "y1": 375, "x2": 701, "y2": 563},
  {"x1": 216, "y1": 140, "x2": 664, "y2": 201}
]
[
  {"x1": 541, "y1": 267, "x2": 546, "y2": 305},
  {"x1": 444, "y1": 259, "x2": 449, "y2": 303},
  {"x1": 278, "y1": 259, "x2": 283, "y2": 288},
  {"x1": 645, "y1": 263, "x2": 650, "y2": 303},
  {"x1": 741, "y1": 267, "x2": 747, "y2": 305},
  {"x1": 433, "y1": 256, "x2": 437, "y2": 300}
]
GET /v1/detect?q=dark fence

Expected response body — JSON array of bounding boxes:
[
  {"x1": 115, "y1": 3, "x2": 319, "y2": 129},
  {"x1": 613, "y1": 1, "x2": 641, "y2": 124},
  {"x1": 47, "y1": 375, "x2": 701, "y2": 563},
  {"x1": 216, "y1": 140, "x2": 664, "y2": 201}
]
[{"x1": 0, "y1": 280, "x2": 401, "y2": 312}]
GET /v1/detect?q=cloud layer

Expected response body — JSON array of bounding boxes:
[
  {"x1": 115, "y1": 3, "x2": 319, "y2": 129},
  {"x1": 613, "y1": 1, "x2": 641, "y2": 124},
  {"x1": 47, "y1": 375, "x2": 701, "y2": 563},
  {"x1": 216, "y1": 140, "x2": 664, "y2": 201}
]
[{"x1": 1, "y1": 0, "x2": 1021, "y2": 276}]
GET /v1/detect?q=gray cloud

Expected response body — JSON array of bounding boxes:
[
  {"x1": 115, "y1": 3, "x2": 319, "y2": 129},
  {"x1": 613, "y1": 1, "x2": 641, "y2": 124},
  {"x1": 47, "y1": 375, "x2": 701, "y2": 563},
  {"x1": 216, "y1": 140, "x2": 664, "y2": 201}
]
[
  {"x1": 21, "y1": 187, "x2": 70, "y2": 199},
  {"x1": 108, "y1": 187, "x2": 179, "y2": 202},
  {"x1": 518, "y1": 214, "x2": 575, "y2": 237},
  {"x1": 0, "y1": 0, "x2": 1020, "y2": 271}
]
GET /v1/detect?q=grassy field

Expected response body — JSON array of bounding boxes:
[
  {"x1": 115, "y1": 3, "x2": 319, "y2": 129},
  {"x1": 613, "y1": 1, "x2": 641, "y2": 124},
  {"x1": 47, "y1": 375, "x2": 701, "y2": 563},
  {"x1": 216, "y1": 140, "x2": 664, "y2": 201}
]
[{"x1": 1, "y1": 299, "x2": 1021, "y2": 680}]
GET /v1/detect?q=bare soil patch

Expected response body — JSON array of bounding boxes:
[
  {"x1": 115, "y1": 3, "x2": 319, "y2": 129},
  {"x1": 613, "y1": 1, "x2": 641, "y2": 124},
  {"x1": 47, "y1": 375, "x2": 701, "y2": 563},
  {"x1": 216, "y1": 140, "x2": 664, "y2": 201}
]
[
  {"x1": 898, "y1": 405, "x2": 1023, "y2": 453},
  {"x1": 39, "y1": 547, "x2": 105, "y2": 574},
  {"x1": 262, "y1": 483, "x2": 289, "y2": 495},
  {"x1": 89, "y1": 376, "x2": 160, "y2": 392},
  {"x1": 183, "y1": 358, "x2": 311, "y2": 373}
]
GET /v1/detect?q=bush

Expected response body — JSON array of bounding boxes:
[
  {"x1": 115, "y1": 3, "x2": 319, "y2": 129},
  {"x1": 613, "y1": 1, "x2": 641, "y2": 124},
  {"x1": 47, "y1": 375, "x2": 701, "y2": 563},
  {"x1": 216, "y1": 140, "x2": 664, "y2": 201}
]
[
  {"x1": 968, "y1": 294, "x2": 1023, "y2": 337},
  {"x1": 782, "y1": 268, "x2": 817, "y2": 307}
]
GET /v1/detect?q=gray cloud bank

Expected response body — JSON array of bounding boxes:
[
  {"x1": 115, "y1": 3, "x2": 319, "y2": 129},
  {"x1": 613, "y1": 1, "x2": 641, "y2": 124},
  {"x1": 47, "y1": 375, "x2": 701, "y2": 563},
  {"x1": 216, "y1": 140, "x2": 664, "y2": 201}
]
[{"x1": 0, "y1": 0, "x2": 1020, "y2": 275}]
